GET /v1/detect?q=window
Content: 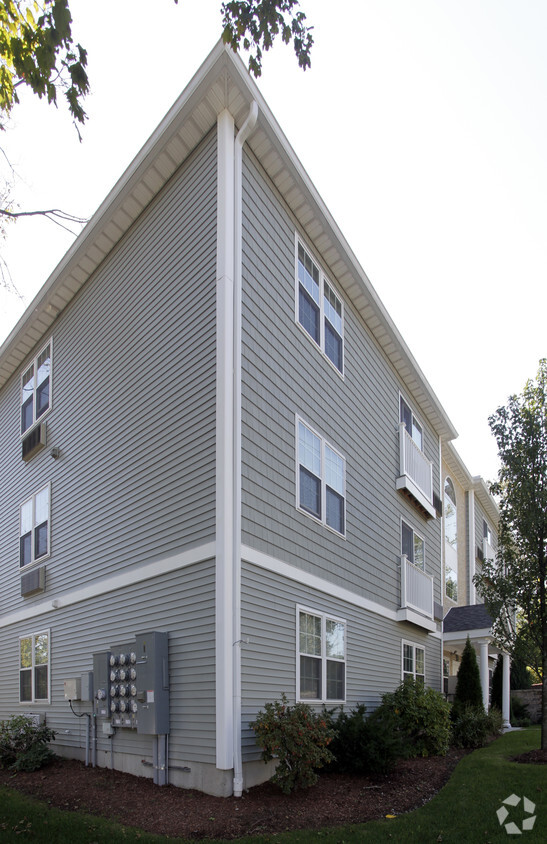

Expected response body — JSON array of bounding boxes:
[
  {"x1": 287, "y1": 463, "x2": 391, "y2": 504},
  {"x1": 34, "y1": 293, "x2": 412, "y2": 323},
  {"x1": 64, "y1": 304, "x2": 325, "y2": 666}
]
[
  {"x1": 444, "y1": 477, "x2": 458, "y2": 600},
  {"x1": 298, "y1": 608, "x2": 346, "y2": 702},
  {"x1": 297, "y1": 418, "x2": 345, "y2": 535},
  {"x1": 21, "y1": 341, "x2": 52, "y2": 434},
  {"x1": 20, "y1": 486, "x2": 50, "y2": 568},
  {"x1": 401, "y1": 520, "x2": 424, "y2": 570},
  {"x1": 402, "y1": 641, "x2": 425, "y2": 683},
  {"x1": 19, "y1": 631, "x2": 50, "y2": 703},
  {"x1": 483, "y1": 520, "x2": 492, "y2": 545},
  {"x1": 296, "y1": 240, "x2": 343, "y2": 373},
  {"x1": 400, "y1": 396, "x2": 423, "y2": 451}
]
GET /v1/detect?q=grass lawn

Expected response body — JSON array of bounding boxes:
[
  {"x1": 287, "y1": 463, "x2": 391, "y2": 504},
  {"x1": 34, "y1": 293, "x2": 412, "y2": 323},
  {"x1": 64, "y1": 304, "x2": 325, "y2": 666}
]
[{"x1": 0, "y1": 728, "x2": 544, "y2": 843}]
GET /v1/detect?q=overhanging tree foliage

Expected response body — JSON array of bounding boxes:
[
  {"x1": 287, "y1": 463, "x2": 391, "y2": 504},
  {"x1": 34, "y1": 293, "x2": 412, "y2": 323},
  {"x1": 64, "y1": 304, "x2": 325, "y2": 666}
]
[{"x1": 475, "y1": 359, "x2": 547, "y2": 748}]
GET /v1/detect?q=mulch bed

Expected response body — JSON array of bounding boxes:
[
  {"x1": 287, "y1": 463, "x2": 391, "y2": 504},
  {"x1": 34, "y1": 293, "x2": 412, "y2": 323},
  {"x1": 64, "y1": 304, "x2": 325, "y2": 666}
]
[{"x1": 0, "y1": 750, "x2": 471, "y2": 840}]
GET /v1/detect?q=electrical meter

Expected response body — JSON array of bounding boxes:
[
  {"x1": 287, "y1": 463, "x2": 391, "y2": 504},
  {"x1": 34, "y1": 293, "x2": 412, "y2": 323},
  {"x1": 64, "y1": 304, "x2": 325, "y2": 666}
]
[{"x1": 92, "y1": 631, "x2": 169, "y2": 733}]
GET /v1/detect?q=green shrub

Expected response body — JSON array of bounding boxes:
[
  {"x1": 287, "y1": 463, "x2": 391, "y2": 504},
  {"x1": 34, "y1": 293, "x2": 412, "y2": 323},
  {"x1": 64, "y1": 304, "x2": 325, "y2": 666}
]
[
  {"x1": 327, "y1": 704, "x2": 407, "y2": 776},
  {"x1": 378, "y1": 678, "x2": 451, "y2": 757},
  {"x1": 453, "y1": 637, "x2": 483, "y2": 713},
  {"x1": 250, "y1": 694, "x2": 335, "y2": 794},
  {"x1": 0, "y1": 715, "x2": 56, "y2": 772},
  {"x1": 486, "y1": 705, "x2": 504, "y2": 735},
  {"x1": 451, "y1": 704, "x2": 491, "y2": 748},
  {"x1": 511, "y1": 697, "x2": 532, "y2": 727}
]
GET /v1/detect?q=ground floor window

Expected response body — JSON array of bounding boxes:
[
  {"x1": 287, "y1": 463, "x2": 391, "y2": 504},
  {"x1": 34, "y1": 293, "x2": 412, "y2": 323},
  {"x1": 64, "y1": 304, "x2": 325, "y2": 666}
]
[
  {"x1": 19, "y1": 631, "x2": 50, "y2": 703},
  {"x1": 402, "y1": 641, "x2": 425, "y2": 683},
  {"x1": 298, "y1": 607, "x2": 346, "y2": 702}
]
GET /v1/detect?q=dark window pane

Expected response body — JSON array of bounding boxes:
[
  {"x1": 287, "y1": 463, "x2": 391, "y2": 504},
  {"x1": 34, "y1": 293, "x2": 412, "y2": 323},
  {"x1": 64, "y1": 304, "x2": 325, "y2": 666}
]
[
  {"x1": 326, "y1": 487, "x2": 344, "y2": 534},
  {"x1": 20, "y1": 533, "x2": 32, "y2": 567},
  {"x1": 300, "y1": 467, "x2": 321, "y2": 518},
  {"x1": 20, "y1": 669, "x2": 32, "y2": 702},
  {"x1": 402, "y1": 522, "x2": 414, "y2": 562},
  {"x1": 35, "y1": 522, "x2": 48, "y2": 559},
  {"x1": 300, "y1": 655, "x2": 321, "y2": 699},
  {"x1": 299, "y1": 287, "x2": 320, "y2": 343},
  {"x1": 35, "y1": 665, "x2": 48, "y2": 700},
  {"x1": 325, "y1": 320, "x2": 342, "y2": 371},
  {"x1": 21, "y1": 396, "x2": 33, "y2": 433},
  {"x1": 36, "y1": 377, "x2": 49, "y2": 418},
  {"x1": 326, "y1": 660, "x2": 345, "y2": 700}
]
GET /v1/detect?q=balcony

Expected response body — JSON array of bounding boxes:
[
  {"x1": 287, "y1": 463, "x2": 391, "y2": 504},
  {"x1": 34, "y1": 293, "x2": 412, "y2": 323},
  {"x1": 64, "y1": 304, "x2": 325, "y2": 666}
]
[
  {"x1": 396, "y1": 423, "x2": 436, "y2": 518},
  {"x1": 396, "y1": 554, "x2": 436, "y2": 632}
]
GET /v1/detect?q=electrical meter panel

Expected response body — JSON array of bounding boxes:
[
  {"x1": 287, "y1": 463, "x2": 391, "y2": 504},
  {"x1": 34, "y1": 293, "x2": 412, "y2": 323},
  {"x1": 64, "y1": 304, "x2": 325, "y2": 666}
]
[{"x1": 92, "y1": 631, "x2": 169, "y2": 735}]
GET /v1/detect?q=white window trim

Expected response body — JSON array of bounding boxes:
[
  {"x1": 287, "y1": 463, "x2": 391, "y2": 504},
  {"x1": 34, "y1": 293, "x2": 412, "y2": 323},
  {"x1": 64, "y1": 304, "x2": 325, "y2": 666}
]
[
  {"x1": 296, "y1": 605, "x2": 347, "y2": 704},
  {"x1": 294, "y1": 233, "x2": 344, "y2": 377},
  {"x1": 401, "y1": 517, "x2": 425, "y2": 571},
  {"x1": 296, "y1": 415, "x2": 346, "y2": 537},
  {"x1": 19, "y1": 629, "x2": 51, "y2": 704},
  {"x1": 20, "y1": 338, "x2": 53, "y2": 436},
  {"x1": 19, "y1": 483, "x2": 51, "y2": 570},
  {"x1": 401, "y1": 640, "x2": 426, "y2": 683},
  {"x1": 399, "y1": 392, "x2": 424, "y2": 451}
]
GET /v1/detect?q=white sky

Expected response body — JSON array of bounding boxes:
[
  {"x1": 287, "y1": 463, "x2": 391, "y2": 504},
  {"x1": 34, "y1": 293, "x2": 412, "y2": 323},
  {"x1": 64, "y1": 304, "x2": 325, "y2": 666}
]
[{"x1": 1, "y1": 0, "x2": 546, "y2": 485}]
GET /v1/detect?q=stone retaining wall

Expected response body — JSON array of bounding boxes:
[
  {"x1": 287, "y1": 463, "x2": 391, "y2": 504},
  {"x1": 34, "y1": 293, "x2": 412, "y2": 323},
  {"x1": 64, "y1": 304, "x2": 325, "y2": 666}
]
[{"x1": 511, "y1": 687, "x2": 542, "y2": 723}]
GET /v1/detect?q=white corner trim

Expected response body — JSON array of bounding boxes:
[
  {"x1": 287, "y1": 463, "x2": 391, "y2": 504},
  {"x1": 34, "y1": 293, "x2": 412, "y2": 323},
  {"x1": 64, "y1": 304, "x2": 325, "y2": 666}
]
[
  {"x1": 0, "y1": 542, "x2": 216, "y2": 630},
  {"x1": 215, "y1": 108, "x2": 236, "y2": 772}
]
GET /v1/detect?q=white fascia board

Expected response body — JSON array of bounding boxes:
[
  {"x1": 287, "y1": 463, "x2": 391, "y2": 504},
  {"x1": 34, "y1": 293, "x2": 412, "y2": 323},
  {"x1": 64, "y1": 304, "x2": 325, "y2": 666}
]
[{"x1": 443, "y1": 628, "x2": 493, "y2": 643}]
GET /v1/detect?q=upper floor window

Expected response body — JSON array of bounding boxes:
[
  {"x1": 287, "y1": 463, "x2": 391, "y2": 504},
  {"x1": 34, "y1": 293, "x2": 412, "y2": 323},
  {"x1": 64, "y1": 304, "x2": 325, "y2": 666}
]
[
  {"x1": 483, "y1": 520, "x2": 492, "y2": 545},
  {"x1": 20, "y1": 485, "x2": 50, "y2": 568},
  {"x1": 444, "y1": 476, "x2": 458, "y2": 601},
  {"x1": 402, "y1": 641, "x2": 425, "y2": 683},
  {"x1": 296, "y1": 240, "x2": 343, "y2": 373},
  {"x1": 400, "y1": 396, "x2": 423, "y2": 451},
  {"x1": 297, "y1": 418, "x2": 345, "y2": 536},
  {"x1": 19, "y1": 631, "x2": 50, "y2": 703},
  {"x1": 298, "y1": 608, "x2": 346, "y2": 702},
  {"x1": 401, "y1": 520, "x2": 425, "y2": 570},
  {"x1": 21, "y1": 341, "x2": 52, "y2": 434}
]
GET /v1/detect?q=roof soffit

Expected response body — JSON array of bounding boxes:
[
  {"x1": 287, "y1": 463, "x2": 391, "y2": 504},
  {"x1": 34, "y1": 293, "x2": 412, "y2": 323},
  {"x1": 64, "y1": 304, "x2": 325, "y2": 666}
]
[{"x1": 0, "y1": 43, "x2": 457, "y2": 442}]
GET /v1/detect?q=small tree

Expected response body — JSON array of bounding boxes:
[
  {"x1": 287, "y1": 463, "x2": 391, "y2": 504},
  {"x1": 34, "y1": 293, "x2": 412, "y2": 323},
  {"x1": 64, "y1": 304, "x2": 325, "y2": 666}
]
[
  {"x1": 453, "y1": 637, "x2": 483, "y2": 713},
  {"x1": 475, "y1": 360, "x2": 547, "y2": 749}
]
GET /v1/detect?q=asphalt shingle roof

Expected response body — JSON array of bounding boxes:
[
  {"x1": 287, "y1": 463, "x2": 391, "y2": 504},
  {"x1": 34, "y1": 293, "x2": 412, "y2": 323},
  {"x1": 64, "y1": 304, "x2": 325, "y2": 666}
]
[{"x1": 443, "y1": 604, "x2": 493, "y2": 633}]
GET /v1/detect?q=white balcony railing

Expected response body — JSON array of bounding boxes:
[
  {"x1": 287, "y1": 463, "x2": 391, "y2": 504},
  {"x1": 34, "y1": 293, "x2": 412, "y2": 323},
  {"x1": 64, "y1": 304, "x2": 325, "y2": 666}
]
[
  {"x1": 400, "y1": 554, "x2": 434, "y2": 618},
  {"x1": 399, "y1": 423, "x2": 433, "y2": 503},
  {"x1": 483, "y1": 538, "x2": 495, "y2": 563}
]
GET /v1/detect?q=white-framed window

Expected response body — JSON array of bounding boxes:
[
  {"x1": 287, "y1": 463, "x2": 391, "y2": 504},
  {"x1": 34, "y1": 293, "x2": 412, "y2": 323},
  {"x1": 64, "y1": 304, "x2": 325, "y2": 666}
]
[
  {"x1": 401, "y1": 519, "x2": 425, "y2": 570},
  {"x1": 402, "y1": 641, "x2": 425, "y2": 683},
  {"x1": 483, "y1": 520, "x2": 492, "y2": 545},
  {"x1": 296, "y1": 238, "x2": 344, "y2": 373},
  {"x1": 297, "y1": 417, "x2": 345, "y2": 536},
  {"x1": 20, "y1": 485, "x2": 50, "y2": 568},
  {"x1": 297, "y1": 607, "x2": 346, "y2": 702},
  {"x1": 21, "y1": 340, "x2": 52, "y2": 434},
  {"x1": 400, "y1": 395, "x2": 423, "y2": 451},
  {"x1": 19, "y1": 630, "x2": 50, "y2": 703}
]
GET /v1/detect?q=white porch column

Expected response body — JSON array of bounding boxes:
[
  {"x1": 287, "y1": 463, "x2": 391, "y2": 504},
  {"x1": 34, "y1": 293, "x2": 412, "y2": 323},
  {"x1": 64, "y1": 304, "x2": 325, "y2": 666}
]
[
  {"x1": 478, "y1": 639, "x2": 490, "y2": 711},
  {"x1": 502, "y1": 652, "x2": 511, "y2": 729}
]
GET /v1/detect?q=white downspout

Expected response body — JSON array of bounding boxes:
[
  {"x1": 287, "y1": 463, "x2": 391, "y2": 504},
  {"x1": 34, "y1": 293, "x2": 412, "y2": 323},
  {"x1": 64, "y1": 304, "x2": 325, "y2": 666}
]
[{"x1": 233, "y1": 101, "x2": 258, "y2": 798}]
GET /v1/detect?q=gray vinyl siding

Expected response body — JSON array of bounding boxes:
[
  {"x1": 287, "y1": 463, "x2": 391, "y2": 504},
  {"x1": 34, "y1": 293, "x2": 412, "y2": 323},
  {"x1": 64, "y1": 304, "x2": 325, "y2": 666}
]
[
  {"x1": 0, "y1": 560, "x2": 216, "y2": 766},
  {"x1": 240, "y1": 149, "x2": 442, "y2": 613},
  {"x1": 240, "y1": 562, "x2": 441, "y2": 762},
  {"x1": 0, "y1": 132, "x2": 217, "y2": 613}
]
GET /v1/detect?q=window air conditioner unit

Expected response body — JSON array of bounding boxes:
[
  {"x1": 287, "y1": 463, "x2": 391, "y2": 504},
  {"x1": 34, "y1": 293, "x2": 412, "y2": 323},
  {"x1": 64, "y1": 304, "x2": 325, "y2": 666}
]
[
  {"x1": 22, "y1": 713, "x2": 45, "y2": 726},
  {"x1": 22, "y1": 422, "x2": 47, "y2": 462},
  {"x1": 21, "y1": 566, "x2": 46, "y2": 597}
]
